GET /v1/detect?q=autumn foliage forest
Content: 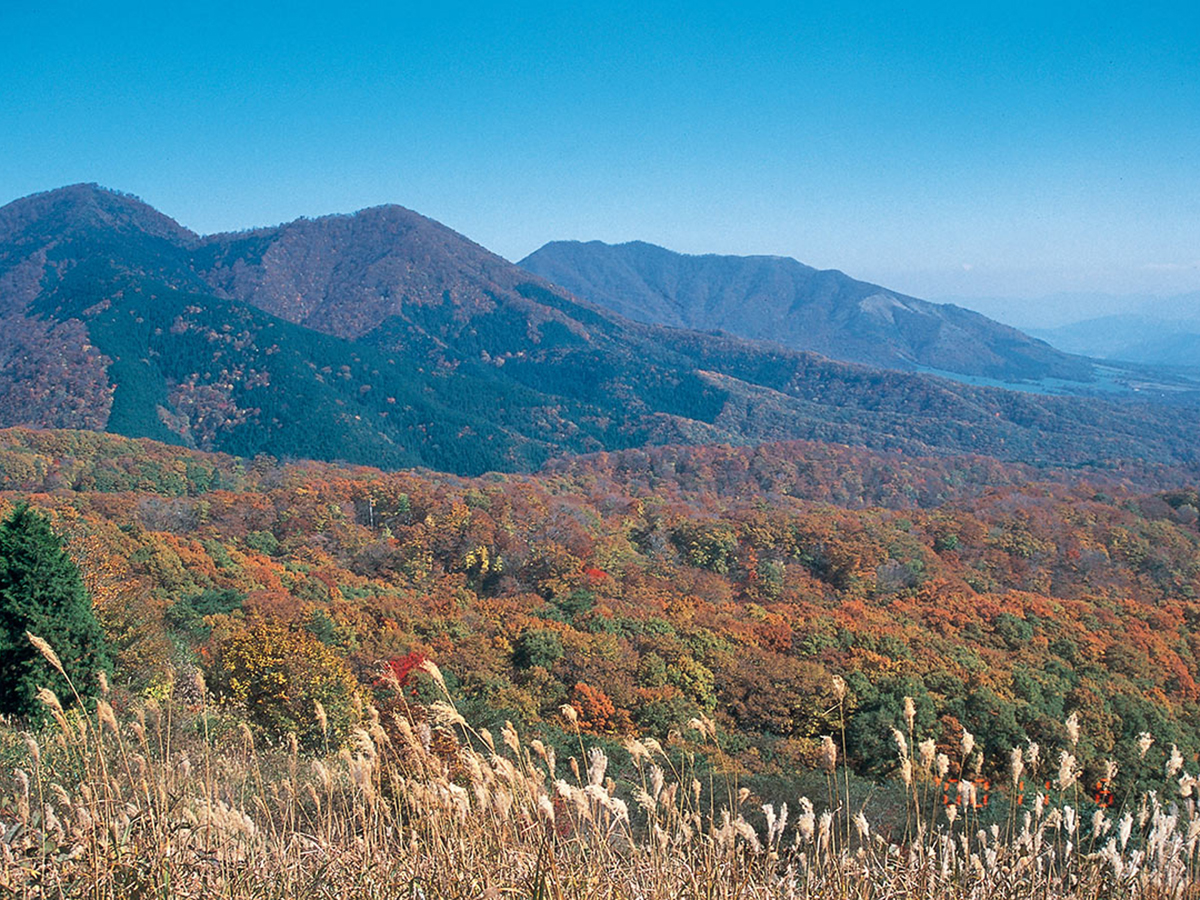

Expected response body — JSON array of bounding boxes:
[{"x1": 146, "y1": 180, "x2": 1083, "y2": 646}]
[{"x1": 1, "y1": 424, "x2": 1198, "y2": 818}]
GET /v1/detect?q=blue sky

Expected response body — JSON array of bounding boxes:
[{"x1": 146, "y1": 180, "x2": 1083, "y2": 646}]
[{"x1": 3, "y1": 0, "x2": 1198, "y2": 306}]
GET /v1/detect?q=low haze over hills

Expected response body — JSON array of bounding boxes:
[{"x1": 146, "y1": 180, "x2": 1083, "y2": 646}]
[{"x1": 2, "y1": 184, "x2": 1199, "y2": 475}]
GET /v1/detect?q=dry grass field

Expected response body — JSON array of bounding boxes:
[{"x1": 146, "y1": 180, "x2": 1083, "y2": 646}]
[{"x1": 2, "y1": 637, "x2": 1198, "y2": 899}]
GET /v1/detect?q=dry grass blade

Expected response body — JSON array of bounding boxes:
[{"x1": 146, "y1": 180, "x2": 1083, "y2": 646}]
[{"x1": 27, "y1": 631, "x2": 65, "y2": 676}]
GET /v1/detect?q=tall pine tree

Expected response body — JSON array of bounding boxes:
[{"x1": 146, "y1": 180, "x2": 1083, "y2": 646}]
[{"x1": 0, "y1": 503, "x2": 110, "y2": 716}]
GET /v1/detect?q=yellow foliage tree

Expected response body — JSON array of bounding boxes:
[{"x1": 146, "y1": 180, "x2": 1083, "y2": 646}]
[{"x1": 205, "y1": 622, "x2": 359, "y2": 748}]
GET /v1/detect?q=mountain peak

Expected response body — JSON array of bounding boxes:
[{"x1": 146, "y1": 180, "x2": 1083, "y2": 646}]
[
  {"x1": 520, "y1": 239, "x2": 1088, "y2": 382},
  {"x1": 0, "y1": 183, "x2": 198, "y2": 246},
  {"x1": 541, "y1": 238, "x2": 812, "y2": 266},
  {"x1": 196, "y1": 198, "x2": 571, "y2": 339}
]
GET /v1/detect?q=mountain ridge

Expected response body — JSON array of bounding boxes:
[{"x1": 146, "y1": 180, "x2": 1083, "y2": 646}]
[
  {"x1": 519, "y1": 238, "x2": 1089, "y2": 382},
  {"x1": 0, "y1": 183, "x2": 200, "y2": 247},
  {"x1": 1, "y1": 183, "x2": 1199, "y2": 476}
]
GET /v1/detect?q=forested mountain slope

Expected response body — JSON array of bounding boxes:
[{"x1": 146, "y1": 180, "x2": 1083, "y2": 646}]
[
  {"x1": 1, "y1": 184, "x2": 1198, "y2": 475},
  {"x1": 520, "y1": 239, "x2": 1089, "y2": 381}
]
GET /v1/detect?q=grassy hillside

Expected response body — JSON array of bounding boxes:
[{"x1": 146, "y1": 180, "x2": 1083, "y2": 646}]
[{"x1": 3, "y1": 661, "x2": 1193, "y2": 898}]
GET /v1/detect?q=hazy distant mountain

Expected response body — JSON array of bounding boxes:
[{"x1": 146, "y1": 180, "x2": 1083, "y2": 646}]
[
  {"x1": 941, "y1": 291, "x2": 1200, "y2": 332},
  {"x1": 2, "y1": 184, "x2": 1200, "y2": 475},
  {"x1": 1031, "y1": 315, "x2": 1200, "y2": 367},
  {"x1": 520, "y1": 240, "x2": 1089, "y2": 381}
]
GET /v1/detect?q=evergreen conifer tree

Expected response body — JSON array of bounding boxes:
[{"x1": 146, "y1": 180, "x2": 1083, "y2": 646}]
[{"x1": 0, "y1": 503, "x2": 110, "y2": 716}]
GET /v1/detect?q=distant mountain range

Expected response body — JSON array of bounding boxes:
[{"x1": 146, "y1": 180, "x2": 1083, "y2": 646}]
[
  {"x1": 939, "y1": 291, "x2": 1200, "y2": 332},
  {"x1": 1030, "y1": 315, "x2": 1200, "y2": 368},
  {"x1": 2, "y1": 184, "x2": 1199, "y2": 475},
  {"x1": 519, "y1": 240, "x2": 1090, "y2": 382}
]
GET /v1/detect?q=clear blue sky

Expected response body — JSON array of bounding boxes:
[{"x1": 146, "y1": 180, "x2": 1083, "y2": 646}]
[{"x1": 3, "y1": 0, "x2": 1198, "y2": 303}]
